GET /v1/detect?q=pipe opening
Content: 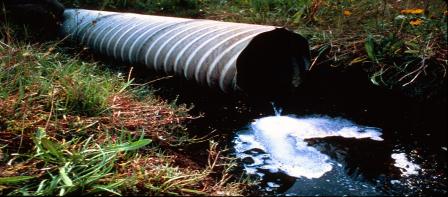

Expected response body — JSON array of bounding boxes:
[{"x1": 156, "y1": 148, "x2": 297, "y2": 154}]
[{"x1": 236, "y1": 28, "x2": 310, "y2": 98}]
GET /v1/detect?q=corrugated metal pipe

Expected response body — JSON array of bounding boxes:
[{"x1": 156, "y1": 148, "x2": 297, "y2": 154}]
[{"x1": 61, "y1": 9, "x2": 311, "y2": 96}]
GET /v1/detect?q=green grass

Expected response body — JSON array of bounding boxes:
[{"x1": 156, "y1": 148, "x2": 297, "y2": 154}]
[
  {"x1": 297, "y1": 1, "x2": 447, "y2": 96},
  {"x1": 203, "y1": 0, "x2": 447, "y2": 97},
  {"x1": 6, "y1": 128, "x2": 150, "y2": 196},
  {"x1": 61, "y1": 0, "x2": 204, "y2": 16},
  {"x1": 0, "y1": 43, "x2": 125, "y2": 117},
  {"x1": 0, "y1": 35, "x2": 253, "y2": 196}
]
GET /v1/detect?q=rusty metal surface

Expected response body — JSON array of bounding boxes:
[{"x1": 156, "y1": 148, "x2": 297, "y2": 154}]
[{"x1": 62, "y1": 9, "x2": 310, "y2": 94}]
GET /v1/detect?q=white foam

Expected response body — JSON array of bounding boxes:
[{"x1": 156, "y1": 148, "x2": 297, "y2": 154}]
[
  {"x1": 391, "y1": 153, "x2": 421, "y2": 176},
  {"x1": 234, "y1": 115, "x2": 383, "y2": 179}
]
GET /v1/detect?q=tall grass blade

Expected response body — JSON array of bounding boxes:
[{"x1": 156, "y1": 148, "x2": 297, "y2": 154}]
[
  {"x1": 365, "y1": 35, "x2": 377, "y2": 62},
  {"x1": 0, "y1": 176, "x2": 34, "y2": 184},
  {"x1": 118, "y1": 78, "x2": 134, "y2": 94},
  {"x1": 59, "y1": 165, "x2": 74, "y2": 187},
  {"x1": 112, "y1": 139, "x2": 151, "y2": 152},
  {"x1": 92, "y1": 185, "x2": 122, "y2": 196},
  {"x1": 41, "y1": 138, "x2": 64, "y2": 160}
]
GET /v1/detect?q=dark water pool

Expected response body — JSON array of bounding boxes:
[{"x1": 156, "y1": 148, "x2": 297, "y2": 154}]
[
  {"x1": 125, "y1": 64, "x2": 446, "y2": 196},
  {"x1": 233, "y1": 113, "x2": 444, "y2": 196}
]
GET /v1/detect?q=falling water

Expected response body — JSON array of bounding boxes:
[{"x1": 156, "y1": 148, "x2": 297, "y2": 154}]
[{"x1": 270, "y1": 102, "x2": 283, "y2": 116}]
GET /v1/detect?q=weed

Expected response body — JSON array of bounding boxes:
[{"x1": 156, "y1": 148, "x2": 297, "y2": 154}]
[
  {"x1": 4, "y1": 128, "x2": 150, "y2": 196},
  {"x1": 0, "y1": 43, "x2": 126, "y2": 117},
  {"x1": 118, "y1": 140, "x2": 255, "y2": 196},
  {"x1": 203, "y1": 0, "x2": 447, "y2": 97},
  {"x1": 61, "y1": 0, "x2": 204, "y2": 17},
  {"x1": 0, "y1": 26, "x2": 254, "y2": 196}
]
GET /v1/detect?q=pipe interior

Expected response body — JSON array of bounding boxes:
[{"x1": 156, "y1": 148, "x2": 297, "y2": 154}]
[{"x1": 236, "y1": 28, "x2": 310, "y2": 98}]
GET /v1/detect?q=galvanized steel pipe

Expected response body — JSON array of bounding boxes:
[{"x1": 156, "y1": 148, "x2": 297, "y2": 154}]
[{"x1": 62, "y1": 9, "x2": 310, "y2": 96}]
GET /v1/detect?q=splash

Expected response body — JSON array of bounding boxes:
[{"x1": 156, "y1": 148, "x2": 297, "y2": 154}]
[
  {"x1": 391, "y1": 153, "x2": 421, "y2": 176},
  {"x1": 270, "y1": 102, "x2": 283, "y2": 116},
  {"x1": 234, "y1": 115, "x2": 383, "y2": 179}
]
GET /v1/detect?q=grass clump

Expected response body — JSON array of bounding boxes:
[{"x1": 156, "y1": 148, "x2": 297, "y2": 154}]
[
  {"x1": 0, "y1": 43, "x2": 123, "y2": 117},
  {"x1": 3, "y1": 128, "x2": 150, "y2": 196},
  {"x1": 296, "y1": 0, "x2": 447, "y2": 98},
  {"x1": 204, "y1": 0, "x2": 447, "y2": 98},
  {"x1": 61, "y1": 0, "x2": 204, "y2": 17},
  {"x1": 118, "y1": 141, "x2": 253, "y2": 196},
  {"x1": 0, "y1": 38, "x2": 253, "y2": 196}
]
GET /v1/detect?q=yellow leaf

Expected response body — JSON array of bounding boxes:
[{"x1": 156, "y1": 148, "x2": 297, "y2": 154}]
[
  {"x1": 409, "y1": 18, "x2": 423, "y2": 26},
  {"x1": 411, "y1": 8, "x2": 424, "y2": 14},
  {"x1": 343, "y1": 10, "x2": 352, "y2": 16},
  {"x1": 401, "y1": 8, "x2": 424, "y2": 15},
  {"x1": 349, "y1": 57, "x2": 367, "y2": 65}
]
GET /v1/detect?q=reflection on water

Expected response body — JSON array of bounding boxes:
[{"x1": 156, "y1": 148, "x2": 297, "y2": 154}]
[{"x1": 233, "y1": 114, "x2": 436, "y2": 196}]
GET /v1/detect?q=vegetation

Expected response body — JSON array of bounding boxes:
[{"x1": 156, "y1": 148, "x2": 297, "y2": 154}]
[
  {"x1": 224, "y1": 0, "x2": 445, "y2": 98},
  {"x1": 1, "y1": 0, "x2": 446, "y2": 196},
  {"x1": 0, "y1": 38, "x2": 252, "y2": 195}
]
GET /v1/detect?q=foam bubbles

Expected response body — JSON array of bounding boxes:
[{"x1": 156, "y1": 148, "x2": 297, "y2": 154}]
[
  {"x1": 391, "y1": 153, "x2": 421, "y2": 176},
  {"x1": 234, "y1": 115, "x2": 383, "y2": 179}
]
